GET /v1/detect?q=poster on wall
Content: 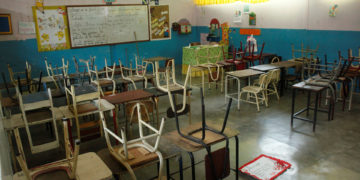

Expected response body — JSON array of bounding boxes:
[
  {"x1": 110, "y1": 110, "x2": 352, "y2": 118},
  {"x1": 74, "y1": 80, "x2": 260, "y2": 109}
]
[
  {"x1": 150, "y1": 5, "x2": 171, "y2": 40},
  {"x1": 233, "y1": 10, "x2": 242, "y2": 24},
  {"x1": 32, "y1": 6, "x2": 70, "y2": 52}
]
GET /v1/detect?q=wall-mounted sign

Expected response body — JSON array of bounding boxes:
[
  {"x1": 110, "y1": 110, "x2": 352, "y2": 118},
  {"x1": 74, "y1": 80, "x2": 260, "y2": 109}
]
[
  {"x1": 19, "y1": 21, "x2": 36, "y2": 34},
  {"x1": 0, "y1": 14, "x2": 13, "y2": 35}
]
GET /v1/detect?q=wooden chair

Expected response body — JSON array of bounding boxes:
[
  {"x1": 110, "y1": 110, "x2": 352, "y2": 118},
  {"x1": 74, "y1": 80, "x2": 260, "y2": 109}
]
[
  {"x1": 266, "y1": 69, "x2": 281, "y2": 101},
  {"x1": 16, "y1": 87, "x2": 60, "y2": 154},
  {"x1": 155, "y1": 59, "x2": 191, "y2": 115},
  {"x1": 65, "y1": 83, "x2": 103, "y2": 142},
  {"x1": 8, "y1": 62, "x2": 34, "y2": 93},
  {"x1": 101, "y1": 103, "x2": 165, "y2": 180},
  {"x1": 118, "y1": 57, "x2": 148, "y2": 90},
  {"x1": 244, "y1": 42, "x2": 265, "y2": 67},
  {"x1": 239, "y1": 73, "x2": 269, "y2": 111},
  {"x1": 73, "y1": 56, "x2": 95, "y2": 84},
  {"x1": 84, "y1": 59, "x2": 116, "y2": 96},
  {"x1": 44, "y1": 58, "x2": 69, "y2": 97},
  {"x1": 14, "y1": 119, "x2": 80, "y2": 180},
  {"x1": 270, "y1": 56, "x2": 281, "y2": 64}
]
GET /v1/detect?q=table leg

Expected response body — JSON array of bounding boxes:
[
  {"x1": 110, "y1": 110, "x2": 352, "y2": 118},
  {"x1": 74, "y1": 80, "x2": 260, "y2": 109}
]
[
  {"x1": 280, "y1": 67, "x2": 286, "y2": 97},
  {"x1": 225, "y1": 75, "x2": 228, "y2": 103},
  {"x1": 291, "y1": 88, "x2": 296, "y2": 128},
  {"x1": 153, "y1": 97, "x2": 160, "y2": 128},
  {"x1": 313, "y1": 92, "x2": 320, "y2": 132},
  {"x1": 237, "y1": 77, "x2": 241, "y2": 110},
  {"x1": 166, "y1": 159, "x2": 170, "y2": 180},
  {"x1": 179, "y1": 156, "x2": 183, "y2": 180},
  {"x1": 221, "y1": 67, "x2": 224, "y2": 93},
  {"x1": 188, "y1": 152, "x2": 195, "y2": 180},
  {"x1": 7, "y1": 130, "x2": 18, "y2": 172},
  {"x1": 235, "y1": 136, "x2": 239, "y2": 180},
  {"x1": 306, "y1": 91, "x2": 311, "y2": 116}
]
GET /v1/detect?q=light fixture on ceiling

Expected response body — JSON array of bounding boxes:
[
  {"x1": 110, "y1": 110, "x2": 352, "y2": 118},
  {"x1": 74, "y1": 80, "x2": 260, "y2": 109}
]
[{"x1": 194, "y1": 0, "x2": 269, "y2": 6}]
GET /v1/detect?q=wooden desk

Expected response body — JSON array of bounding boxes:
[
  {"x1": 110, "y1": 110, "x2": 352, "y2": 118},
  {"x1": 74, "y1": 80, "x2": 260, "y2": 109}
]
[
  {"x1": 163, "y1": 121, "x2": 239, "y2": 180},
  {"x1": 291, "y1": 82, "x2": 333, "y2": 132},
  {"x1": 102, "y1": 90, "x2": 156, "y2": 135},
  {"x1": 272, "y1": 60, "x2": 303, "y2": 96},
  {"x1": 143, "y1": 87, "x2": 192, "y2": 124},
  {"x1": 13, "y1": 152, "x2": 113, "y2": 180},
  {"x1": 225, "y1": 69, "x2": 264, "y2": 110},
  {"x1": 250, "y1": 64, "x2": 279, "y2": 72}
]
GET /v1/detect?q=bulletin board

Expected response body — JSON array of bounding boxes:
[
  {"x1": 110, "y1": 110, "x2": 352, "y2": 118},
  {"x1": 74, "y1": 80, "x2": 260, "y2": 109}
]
[
  {"x1": 0, "y1": 14, "x2": 12, "y2": 35},
  {"x1": 32, "y1": 6, "x2": 71, "y2": 52},
  {"x1": 150, "y1": 5, "x2": 170, "y2": 40}
]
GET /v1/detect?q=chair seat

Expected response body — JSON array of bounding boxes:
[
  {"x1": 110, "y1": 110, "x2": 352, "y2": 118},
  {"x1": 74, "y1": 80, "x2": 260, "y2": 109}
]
[
  {"x1": 25, "y1": 108, "x2": 53, "y2": 124},
  {"x1": 70, "y1": 103, "x2": 98, "y2": 115},
  {"x1": 159, "y1": 84, "x2": 183, "y2": 91},
  {"x1": 242, "y1": 86, "x2": 262, "y2": 93},
  {"x1": 126, "y1": 75, "x2": 145, "y2": 82},
  {"x1": 114, "y1": 146, "x2": 158, "y2": 167},
  {"x1": 35, "y1": 169, "x2": 71, "y2": 180},
  {"x1": 51, "y1": 88, "x2": 65, "y2": 98}
]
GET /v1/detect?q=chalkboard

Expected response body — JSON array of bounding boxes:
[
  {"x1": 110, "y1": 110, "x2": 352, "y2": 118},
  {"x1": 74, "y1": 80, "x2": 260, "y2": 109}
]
[
  {"x1": 66, "y1": 5, "x2": 150, "y2": 48},
  {"x1": 0, "y1": 14, "x2": 12, "y2": 35}
]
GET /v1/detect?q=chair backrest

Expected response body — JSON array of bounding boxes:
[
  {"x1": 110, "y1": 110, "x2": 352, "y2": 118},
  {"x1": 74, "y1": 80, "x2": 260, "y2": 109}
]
[
  {"x1": 7, "y1": 62, "x2": 31, "y2": 86},
  {"x1": 258, "y1": 42, "x2": 265, "y2": 57},
  {"x1": 14, "y1": 118, "x2": 80, "y2": 180},
  {"x1": 269, "y1": 69, "x2": 280, "y2": 83},
  {"x1": 258, "y1": 74, "x2": 268, "y2": 89},
  {"x1": 271, "y1": 57, "x2": 280, "y2": 64},
  {"x1": 104, "y1": 58, "x2": 116, "y2": 80}
]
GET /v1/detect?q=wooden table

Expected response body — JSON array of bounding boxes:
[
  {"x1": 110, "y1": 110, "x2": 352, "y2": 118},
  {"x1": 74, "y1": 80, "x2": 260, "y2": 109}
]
[
  {"x1": 163, "y1": 121, "x2": 240, "y2": 180},
  {"x1": 102, "y1": 90, "x2": 156, "y2": 135},
  {"x1": 143, "y1": 87, "x2": 192, "y2": 124},
  {"x1": 272, "y1": 60, "x2": 303, "y2": 96},
  {"x1": 225, "y1": 69, "x2": 264, "y2": 110},
  {"x1": 291, "y1": 82, "x2": 333, "y2": 132}
]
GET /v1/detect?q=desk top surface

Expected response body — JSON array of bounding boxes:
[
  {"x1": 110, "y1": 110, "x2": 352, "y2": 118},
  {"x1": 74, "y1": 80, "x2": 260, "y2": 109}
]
[
  {"x1": 226, "y1": 69, "x2": 264, "y2": 78},
  {"x1": 102, "y1": 90, "x2": 153, "y2": 105},
  {"x1": 250, "y1": 64, "x2": 279, "y2": 71},
  {"x1": 272, "y1": 60, "x2": 302, "y2": 68},
  {"x1": 143, "y1": 57, "x2": 173, "y2": 62},
  {"x1": 292, "y1": 81, "x2": 327, "y2": 92}
]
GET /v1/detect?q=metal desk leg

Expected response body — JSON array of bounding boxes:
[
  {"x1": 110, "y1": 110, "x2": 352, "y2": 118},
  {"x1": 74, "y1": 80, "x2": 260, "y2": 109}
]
[
  {"x1": 225, "y1": 75, "x2": 229, "y2": 103},
  {"x1": 179, "y1": 156, "x2": 183, "y2": 180},
  {"x1": 7, "y1": 130, "x2": 18, "y2": 172},
  {"x1": 306, "y1": 91, "x2": 311, "y2": 116},
  {"x1": 280, "y1": 67, "x2": 286, "y2": 97},
  {"x1": 166, "y1": 159, "x2": 170, "y2": 180},
  {"x1": 291, "y1": 88, "x2": 296, "y2": 128},
  {"x1": 187, "y1": 91, "x2": 192, "y2": 125},
  {"x1": 313, "y1": 92, "x2": 320, "y2": 132},
  {"x1": 188, "y1": 152, "x2": 195, "y2": 180},
  {"x1": 221, "y1": 67, "x2": 224, "y2": 93},
  {"x1": 153, "y1": 97, "x2": 160, "y2": 128},
  {"x1": 235, "y1": 136, "x2": 239, "y2": 180},
  {"x1": 237, "y1": 77, "x2": 241, "y2": 110}
]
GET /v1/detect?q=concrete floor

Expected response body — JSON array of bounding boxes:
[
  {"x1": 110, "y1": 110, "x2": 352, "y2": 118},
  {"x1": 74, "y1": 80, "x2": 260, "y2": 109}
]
[{"x1": 16, "y1": 71, "x2": 360, "y2": 180}]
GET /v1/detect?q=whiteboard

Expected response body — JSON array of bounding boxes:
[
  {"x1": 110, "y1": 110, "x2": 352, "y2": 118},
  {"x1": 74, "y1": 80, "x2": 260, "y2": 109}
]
[{"x1": 67, "y1": 5, "x2": 150, "y2": 48}]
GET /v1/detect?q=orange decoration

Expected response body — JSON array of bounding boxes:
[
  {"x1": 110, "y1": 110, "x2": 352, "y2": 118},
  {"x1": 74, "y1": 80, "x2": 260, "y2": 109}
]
[{"x1": 239, "y1": 29, "x2": 261, "y2": 36}]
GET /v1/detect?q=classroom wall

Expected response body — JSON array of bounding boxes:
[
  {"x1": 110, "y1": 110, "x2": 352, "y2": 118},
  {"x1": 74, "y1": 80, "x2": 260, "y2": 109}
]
[
  {"x1": 0, "y1": 0, "x2": 198, "y2": 77},
  {"x1": 195, "y1": 0, "x2": 360, "y2": 61},
  {"x1": 0, "y1": 115, "x2": 12, "y2": 180}
]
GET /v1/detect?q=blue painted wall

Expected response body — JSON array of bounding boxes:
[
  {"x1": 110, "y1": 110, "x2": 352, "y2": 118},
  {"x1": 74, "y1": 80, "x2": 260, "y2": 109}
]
[
  {"x1": 1, "y1": 26, "x2": 360, "y2": 80},
  {"x1": 0, "y1": 28, "x2": 199, "y2": 79},
  {"x1": 197, "y1": 26, "x2": 360, "y2": 63}
]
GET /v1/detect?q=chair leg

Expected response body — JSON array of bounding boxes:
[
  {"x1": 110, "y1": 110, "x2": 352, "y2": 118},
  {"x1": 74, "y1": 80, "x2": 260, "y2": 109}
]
[
  {"x1": 254, "y1": 93, "x2": 260, "y2": 111},
  {"x1": 262, "y1": 91, "x2": 268, "y2": 107},
  {"x1": 273, "y1": 82, "x2": 280, "y2": 101}
]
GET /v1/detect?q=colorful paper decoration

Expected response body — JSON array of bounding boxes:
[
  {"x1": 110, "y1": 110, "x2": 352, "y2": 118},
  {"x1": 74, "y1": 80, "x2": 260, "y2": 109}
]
[
  {"x1": 221, "y1": 22, "x2": 230, "y2": 45},
  {"x1": 249, "y1": 12, "x2": 256, "y2": 25},
  {"x1": 244, "y1": 4, "x2": 250, "y2": 14},
  {"x1": 35, "y1": 0, "x2": 44, "y2": 13},
  {"x1": 32, "y1": 6, "x2": 70, "y2": 52},
  {"x1": 178, "y1": 18, "x2": 192, "y2": 34},
  {"x1": 150, "y1": 5, "x2": 170, "y2": 40},
  {"x1": 329, "y1": 4, "x2": 338, "y2": 17},
  {"x1": 0, "y1": 14, "x2": 12, "y2": 35},
  {"x1": 240, "y1": 29, "x2": 261, "y2": 35},
  {"x1": 233, "y1": 10, "x2": 242, "y2": 24}
]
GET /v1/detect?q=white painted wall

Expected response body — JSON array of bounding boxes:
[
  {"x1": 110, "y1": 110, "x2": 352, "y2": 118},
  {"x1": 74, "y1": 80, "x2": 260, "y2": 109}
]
[
  {"x1": 0, "y1": 0, "x2": 196, "y2": 41},
  {"x1": 195, "y1": 0, "x2": 360, "y2": 31}
]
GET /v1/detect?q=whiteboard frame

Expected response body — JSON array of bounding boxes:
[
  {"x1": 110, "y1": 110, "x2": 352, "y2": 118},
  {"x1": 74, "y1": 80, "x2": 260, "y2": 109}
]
[{"x1": 66, "y1": 4, "x2": 150, "y2": 49}]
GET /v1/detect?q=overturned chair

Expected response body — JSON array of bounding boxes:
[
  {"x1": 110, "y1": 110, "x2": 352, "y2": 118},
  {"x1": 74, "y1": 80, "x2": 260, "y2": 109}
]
[{"x1": 101, "y1": 103, "x2": 165, "y2": 180}]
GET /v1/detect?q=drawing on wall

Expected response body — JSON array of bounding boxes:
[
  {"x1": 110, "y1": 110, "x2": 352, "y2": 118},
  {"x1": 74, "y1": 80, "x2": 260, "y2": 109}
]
[
  {"x1": 150, "y1": 5, "x2": 170, "y2": 40},
  {"x1": 244, "y1": 5, "x2": 250, "y2": 14},
  {"x1": 233, "y1": 9, "x2": 242, "y2": 24},
  {"x1": 329, "y1": 4, "x2": 338, "y2": 17},
  {"x1": 32, "y1": 6, "x2": 70, "y2": 52},
  {"x1": 249, "y1": 12, "x2": 256, "y2": 25},
  {"x1": 19, "y1": 21, "x2": 35, "y2": 34}
]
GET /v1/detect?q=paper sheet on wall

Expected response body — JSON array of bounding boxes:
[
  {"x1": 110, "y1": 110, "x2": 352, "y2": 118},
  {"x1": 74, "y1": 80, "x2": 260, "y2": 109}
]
[
  {"x1": 200, "y1": 33, "x2": 209, "y2": 45},
  {"x1": 32, "y1": 6, "x2": 70, "y2": 52},
  {"x1": 150, "y1": 5, "x2": 170, "y2": 40},
  {"x1": 19, "y1": 21, "x2": 35, "y2": 34}
]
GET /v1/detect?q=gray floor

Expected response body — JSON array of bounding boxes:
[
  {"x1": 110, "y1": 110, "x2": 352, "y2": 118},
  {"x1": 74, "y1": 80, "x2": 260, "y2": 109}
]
[{"x1": 16, "y1": 71, "x2": 360, "y2": 180}]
